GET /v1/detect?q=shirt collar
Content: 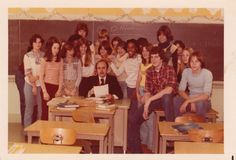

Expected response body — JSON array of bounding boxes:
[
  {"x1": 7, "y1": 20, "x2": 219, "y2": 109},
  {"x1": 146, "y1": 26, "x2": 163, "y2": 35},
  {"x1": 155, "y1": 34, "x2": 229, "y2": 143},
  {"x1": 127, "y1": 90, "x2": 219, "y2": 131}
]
[{"x1": 99, "y1": 76, "x2": 106, "y2": 82}]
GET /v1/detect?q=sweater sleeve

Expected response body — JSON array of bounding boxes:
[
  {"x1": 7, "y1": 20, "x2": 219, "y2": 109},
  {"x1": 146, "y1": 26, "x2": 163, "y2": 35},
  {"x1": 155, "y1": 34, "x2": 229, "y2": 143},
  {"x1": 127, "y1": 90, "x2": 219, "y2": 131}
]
[
  {"x1": 23, "y1": 53, "x2": 32, "y2": 75},
  {"x1": 58, "y1": 59, "x2": 64, "y2": 91},
  {"x1": 203, "y1": 70, "x2": 213, "y2": 96},
  {"x1": 75, "y1": 60, "x2": 82, "y2": 87},
  {"x1": 110, "y1": 62, "x2": 125, "y2": 76},
  {"x1": 179, "y1": 68, "x2": 188, "y2": 92}
]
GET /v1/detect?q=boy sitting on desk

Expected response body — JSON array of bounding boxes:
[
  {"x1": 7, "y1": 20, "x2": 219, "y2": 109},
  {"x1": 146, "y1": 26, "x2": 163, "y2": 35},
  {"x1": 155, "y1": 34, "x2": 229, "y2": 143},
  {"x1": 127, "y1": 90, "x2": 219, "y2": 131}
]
[{"x1": 81, "y1": 59, "x2": 123, "y2": 100}]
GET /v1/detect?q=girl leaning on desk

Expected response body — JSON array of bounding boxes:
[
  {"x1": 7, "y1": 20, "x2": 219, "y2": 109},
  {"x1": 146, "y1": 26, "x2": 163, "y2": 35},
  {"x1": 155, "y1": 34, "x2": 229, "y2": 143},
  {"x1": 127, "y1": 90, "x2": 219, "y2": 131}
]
[{"x1": 39, "y1": 36, "x2": 63, "y2": 120}]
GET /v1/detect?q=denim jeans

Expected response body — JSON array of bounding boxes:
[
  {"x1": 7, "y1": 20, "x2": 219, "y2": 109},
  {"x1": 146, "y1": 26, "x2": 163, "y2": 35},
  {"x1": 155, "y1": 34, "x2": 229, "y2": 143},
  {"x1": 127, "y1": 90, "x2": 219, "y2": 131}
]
[
  {"x1": 15, "y1": 69, "x2": 25, "y2": 125},
  {"x1": 173, "y1": 95, "x2": 211, "y2": 118},
  {"x1": 140, "y1": 112, "x2": 154, "y2": 150},
  {"x1": 24, "y1": 82, "x2": 42, "y2": 127},
  {"x1": 119, "y1": 81, "x2": 127, "y2": 98},
  {"x1": 128, "y1": 93, "x2": 174, "y2": 153}
]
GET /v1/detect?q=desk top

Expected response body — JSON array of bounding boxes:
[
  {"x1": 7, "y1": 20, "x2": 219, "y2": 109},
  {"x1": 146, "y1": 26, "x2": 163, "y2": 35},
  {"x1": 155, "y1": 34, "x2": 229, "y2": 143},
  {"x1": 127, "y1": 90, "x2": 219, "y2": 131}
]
[
  {"x1": 159, "y1": 122, "x2": 224, "y2": 137},
  {"x1": 8, "y1": 142, "x2": 82, "y2": 154},
  {"x1": 174, "y1": 141, "x2": 224, "y2": 154},
  {"x1": 24, "y1": 120, "x2": 109, "y2": 137},
  {"x1": 47, "y1": 96, "x2": 130, "y2": 109},
  {"x1": 48, "y1": 97, "x2": 130, "y2": 115}
]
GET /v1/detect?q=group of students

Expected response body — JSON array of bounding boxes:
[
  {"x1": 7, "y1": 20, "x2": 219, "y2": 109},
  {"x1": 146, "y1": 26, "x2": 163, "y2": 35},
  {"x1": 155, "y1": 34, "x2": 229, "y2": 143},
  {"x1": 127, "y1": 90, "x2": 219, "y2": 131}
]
[{"x1": 15, "y1": 22, "x2": 213, "y2": 153}]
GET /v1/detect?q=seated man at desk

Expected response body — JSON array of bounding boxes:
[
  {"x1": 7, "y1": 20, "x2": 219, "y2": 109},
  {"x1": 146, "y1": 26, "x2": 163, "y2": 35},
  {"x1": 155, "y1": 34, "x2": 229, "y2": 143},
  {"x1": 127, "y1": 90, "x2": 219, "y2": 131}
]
[{"x1": 80, "y1": 59, "x2": 123, "y2": 100}]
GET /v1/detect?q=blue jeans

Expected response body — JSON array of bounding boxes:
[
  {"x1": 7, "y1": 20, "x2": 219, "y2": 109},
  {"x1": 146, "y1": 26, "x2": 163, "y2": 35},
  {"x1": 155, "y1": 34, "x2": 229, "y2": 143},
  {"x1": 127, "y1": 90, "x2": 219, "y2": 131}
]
[
  {"x1": 173, "y1": 95, "x2": 211, "y2": 118},
  {"x1": 140, "y1": 112, "x2": 154, "y2": 150},
  {"x1": 119, "y1": 81, "x2": 127, "y2": 98},
  {"x1": 128, "y1": 93, "x2": 174, "y2": 153},
  {"x1": 15, "y1": 69, "x2": 25, "y2": 125},
  {"x1": 23, "y1": 82, "x2": 42, "y2": 127}
]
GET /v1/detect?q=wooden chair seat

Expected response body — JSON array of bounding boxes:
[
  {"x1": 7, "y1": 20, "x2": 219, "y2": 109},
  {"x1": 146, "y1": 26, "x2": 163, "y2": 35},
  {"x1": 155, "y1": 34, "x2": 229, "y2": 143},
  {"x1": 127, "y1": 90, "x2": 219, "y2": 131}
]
[
  {"x1": 72, "y1": 109, "x2": 95, "y2": 153},
  {"x1": 188, "y1": 129, "x2": 224, "y2": 143},
  {"x1": 156, "y1": 107, "x2": 218, "y2": 122},
  {"x1": 72, "y1": 109, "x2": 95, "y2": 123},
  {"x1": 175, "y1": 113, "x2": 206, "y2": 123},
  {"x1": 40, "y1": 128, "x2": 76, "y2": 145}
]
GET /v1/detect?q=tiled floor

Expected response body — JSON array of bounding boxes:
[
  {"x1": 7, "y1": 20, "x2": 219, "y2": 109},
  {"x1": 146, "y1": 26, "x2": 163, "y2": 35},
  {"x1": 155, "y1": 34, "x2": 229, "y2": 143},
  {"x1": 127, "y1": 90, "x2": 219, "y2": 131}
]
[{"x1": 8, "y1": 123, "x2": 25, "y2": 143}]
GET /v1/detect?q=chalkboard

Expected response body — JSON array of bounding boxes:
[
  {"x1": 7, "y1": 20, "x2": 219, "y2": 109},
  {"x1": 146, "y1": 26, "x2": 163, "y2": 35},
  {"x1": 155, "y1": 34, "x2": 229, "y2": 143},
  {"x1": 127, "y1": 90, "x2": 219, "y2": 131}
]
[{"x1": 8, "y1": 20, "x2": 223, "y2": 81}]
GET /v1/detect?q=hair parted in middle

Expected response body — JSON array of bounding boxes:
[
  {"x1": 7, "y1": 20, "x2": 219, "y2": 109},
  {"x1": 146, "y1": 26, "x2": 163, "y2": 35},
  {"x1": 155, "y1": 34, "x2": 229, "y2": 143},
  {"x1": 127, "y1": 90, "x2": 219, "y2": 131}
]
[
  {"x1": 189, "y1": 51, "x2": 206, "y2": 68},
  {"x1": 156, "y1": 25, "x2": 174, "y2": 42},
  {"x1": 44, "y1": 36, "x2": 61, "y2": 62}
]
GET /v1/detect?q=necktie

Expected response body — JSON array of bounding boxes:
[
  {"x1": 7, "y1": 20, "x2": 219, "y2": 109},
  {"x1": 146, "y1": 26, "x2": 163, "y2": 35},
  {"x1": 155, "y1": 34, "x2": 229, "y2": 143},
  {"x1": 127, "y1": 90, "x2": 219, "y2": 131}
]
[{"x1": 101, "y1": 78, "x2": 105, "y2": 85}]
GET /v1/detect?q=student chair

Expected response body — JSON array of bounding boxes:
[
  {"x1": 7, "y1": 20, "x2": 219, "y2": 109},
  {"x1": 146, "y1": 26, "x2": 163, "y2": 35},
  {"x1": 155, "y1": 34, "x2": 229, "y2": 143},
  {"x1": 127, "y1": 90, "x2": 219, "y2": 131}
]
[
  {"x1": 72, "y1": 109, "x2": 95, "y2": 123},
  {"x1": 40, "y1": 127, "x2": 76, "y2": 145},
  {"x1": 188, "y1": 129, "x2": 224, "y2": 143},
  {"x1": 72, "y1": 109, "x2": 95, "y2": 153}
]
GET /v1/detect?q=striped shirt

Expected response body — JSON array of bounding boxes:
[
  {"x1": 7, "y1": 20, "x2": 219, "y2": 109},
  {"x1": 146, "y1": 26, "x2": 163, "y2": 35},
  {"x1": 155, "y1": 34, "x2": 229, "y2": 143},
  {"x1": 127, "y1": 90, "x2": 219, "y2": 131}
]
[
  {"x1": 40, "y1": 58, "x2": 63, "y2": 85},
  {"x1": 63, "y1": 57, "x2": 82, "y2": 87}
]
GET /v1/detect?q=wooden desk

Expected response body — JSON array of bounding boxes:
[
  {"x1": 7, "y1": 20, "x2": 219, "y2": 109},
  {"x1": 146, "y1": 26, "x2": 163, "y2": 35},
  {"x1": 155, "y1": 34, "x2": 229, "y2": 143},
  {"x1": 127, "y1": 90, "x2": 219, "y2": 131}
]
[
  {"x1": 174, "y1": 142, "x2": 224, "y2": 154},
  {"x1": 24, "y1": 120, "x2": 109, "y2": 153},
  {"x1": 153, "y1": 108, "x2": 219, "y2": 153},
  {"x1": 47, "y1": 97, "x2": 130, "y2": 153},
  {"x1": 159, "y1": 122, "x2": 223, "y2": 154},
  {"x1": 8, "y1": 142, "x2": 82, "y2": 154}
]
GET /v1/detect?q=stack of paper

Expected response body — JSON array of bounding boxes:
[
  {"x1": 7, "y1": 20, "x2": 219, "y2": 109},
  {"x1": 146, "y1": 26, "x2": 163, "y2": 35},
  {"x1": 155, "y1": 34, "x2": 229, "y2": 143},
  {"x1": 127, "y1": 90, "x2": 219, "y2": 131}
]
[
  {"x1": 96, "y1": 103, "x2": 116, "y2": 111},
  {"x1": 94, "y1": 84, "x2": 108, "y2": 97}
]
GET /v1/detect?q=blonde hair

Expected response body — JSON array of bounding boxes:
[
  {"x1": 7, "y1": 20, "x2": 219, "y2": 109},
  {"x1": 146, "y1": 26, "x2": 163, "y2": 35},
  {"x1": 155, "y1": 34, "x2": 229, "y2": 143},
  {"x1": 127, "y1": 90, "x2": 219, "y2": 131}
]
[{"x1": 178, "y1": 47, "x2": 194, "y2": 74}]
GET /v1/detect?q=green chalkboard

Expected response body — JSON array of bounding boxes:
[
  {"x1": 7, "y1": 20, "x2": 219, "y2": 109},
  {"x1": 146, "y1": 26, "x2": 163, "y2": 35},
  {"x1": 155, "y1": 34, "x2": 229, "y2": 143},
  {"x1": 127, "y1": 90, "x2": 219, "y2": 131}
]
[{"x1": 8, "y1": 20, "x2": 223, "y2": 81}]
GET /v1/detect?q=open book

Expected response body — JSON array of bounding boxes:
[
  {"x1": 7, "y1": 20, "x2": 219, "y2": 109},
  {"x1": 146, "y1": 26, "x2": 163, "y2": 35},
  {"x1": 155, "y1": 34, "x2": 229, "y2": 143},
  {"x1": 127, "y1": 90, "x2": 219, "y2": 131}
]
[{"x1": 56, "y1": 101, "x2": 79, "y2": 111}]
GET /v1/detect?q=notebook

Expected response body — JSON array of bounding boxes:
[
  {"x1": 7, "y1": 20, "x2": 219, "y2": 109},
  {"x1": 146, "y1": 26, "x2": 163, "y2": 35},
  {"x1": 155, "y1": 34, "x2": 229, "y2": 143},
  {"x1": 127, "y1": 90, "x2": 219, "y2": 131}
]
[{"x1": 172, "y1": 122, "x2": 202, "y2": 134}]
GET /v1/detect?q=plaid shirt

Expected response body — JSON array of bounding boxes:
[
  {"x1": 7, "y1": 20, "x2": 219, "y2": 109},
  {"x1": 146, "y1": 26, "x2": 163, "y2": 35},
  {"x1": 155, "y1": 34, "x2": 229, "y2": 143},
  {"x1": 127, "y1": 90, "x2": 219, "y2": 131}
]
[{"x1": 145, "y1": 63, "x2": 177, "y2": 95}]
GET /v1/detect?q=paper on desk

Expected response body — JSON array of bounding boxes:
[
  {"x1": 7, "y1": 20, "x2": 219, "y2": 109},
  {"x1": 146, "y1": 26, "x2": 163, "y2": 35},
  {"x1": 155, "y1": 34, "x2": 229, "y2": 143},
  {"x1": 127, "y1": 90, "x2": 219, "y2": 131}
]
[{"x1": 94, "y1": 84, "x2": 108, "y2": 97}]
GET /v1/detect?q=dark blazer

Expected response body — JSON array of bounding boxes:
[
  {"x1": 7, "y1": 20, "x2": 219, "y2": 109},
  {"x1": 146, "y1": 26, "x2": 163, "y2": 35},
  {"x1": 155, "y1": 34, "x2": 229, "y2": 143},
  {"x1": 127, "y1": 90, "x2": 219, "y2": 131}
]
[{"x1": 84, "y1": 74, "x2": 123, "y2": 99}]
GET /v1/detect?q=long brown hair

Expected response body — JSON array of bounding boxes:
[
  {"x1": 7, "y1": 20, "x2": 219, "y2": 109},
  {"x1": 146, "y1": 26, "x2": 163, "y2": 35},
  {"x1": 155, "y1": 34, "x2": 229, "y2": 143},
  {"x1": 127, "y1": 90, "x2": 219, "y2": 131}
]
[
  {"x1": 44, "y1": 36, "x2": 61, "y2": 62},
  {"x1": 77, "y1": 38, "x2": 92, "y2": 66},
  {"x1": 61, "y1": 42, "x2": 74, "y2": 58},
  {"x1": 27, "y1": 34, "x2": 44, "y2": 52},
  {"x1": 141, "y1": 43, "x2": 152, "y2": 65},
  {"x1": 156, "y1": 25, "x2": 173, "y2": 42}
]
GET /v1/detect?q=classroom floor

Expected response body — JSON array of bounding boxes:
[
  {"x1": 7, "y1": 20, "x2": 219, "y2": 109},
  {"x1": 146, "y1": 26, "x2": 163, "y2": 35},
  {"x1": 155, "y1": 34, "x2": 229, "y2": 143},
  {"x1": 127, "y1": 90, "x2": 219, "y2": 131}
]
[{"x1": 8, "y1": 122, "x2": 173, "y2": 154}]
